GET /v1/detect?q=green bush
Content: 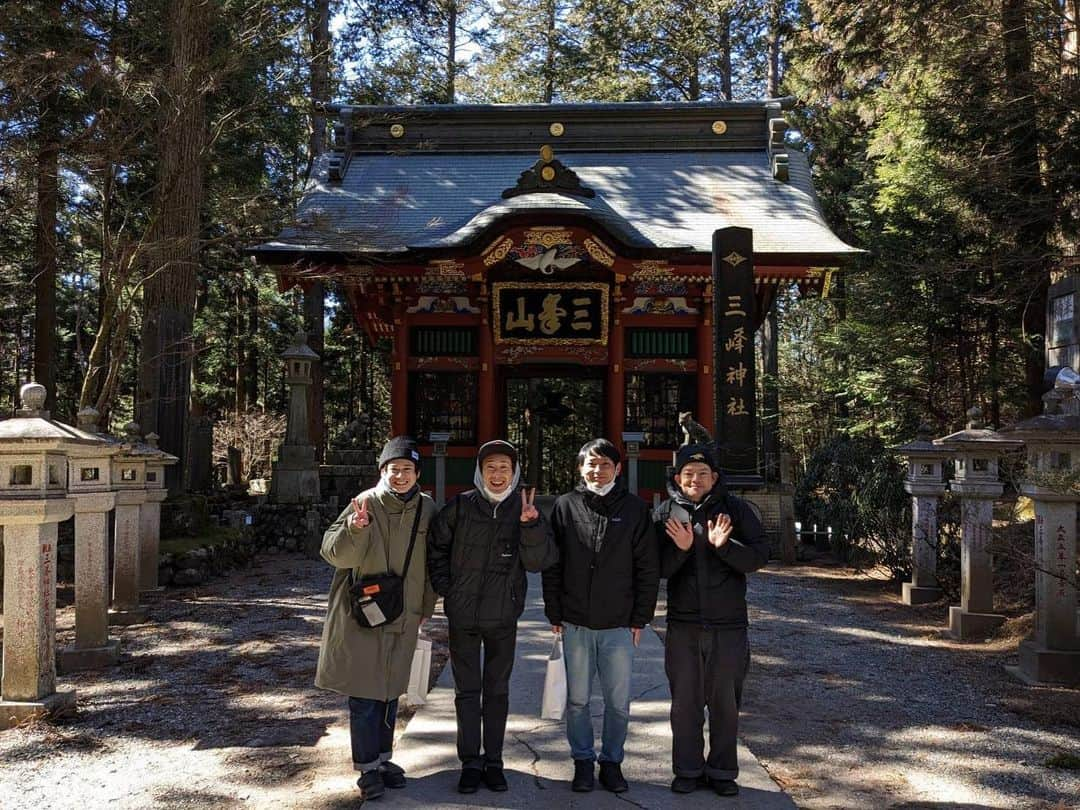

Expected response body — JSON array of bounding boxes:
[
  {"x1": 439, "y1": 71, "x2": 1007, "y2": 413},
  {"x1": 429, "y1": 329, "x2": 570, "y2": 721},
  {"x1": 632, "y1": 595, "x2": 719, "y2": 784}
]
[{"x1": 794, "y1": 435, "x2": 911, "y2": 574}]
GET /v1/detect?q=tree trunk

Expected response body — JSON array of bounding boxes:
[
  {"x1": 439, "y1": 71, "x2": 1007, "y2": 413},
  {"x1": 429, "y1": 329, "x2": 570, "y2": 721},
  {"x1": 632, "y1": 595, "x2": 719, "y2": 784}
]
[
  {"x1": 33, "y1": 0, "x2": 61, "y2": 413},
  {"x1": 245, "y1": 271, "x2": 259, "y2": 408},
  {"x1": 136, "y1": 0, "x2": 211, "y2": 494},
  {"x1": 446, "y1": 1, "x2": 457, "y2": 103},
  {"x1": 309, "y1": 0, "x2": 330, "y2": 163},
  {"x1": 767, "y1": 0, "x2": 782, "y2": 97},
  {"x1": 1001, "y1": 0, "x2": 1051, "y2": 415},
  {"x1": 718, "y1": 9, "x2": 732, "y2": 101},
  {"x1": 543, "y1": 0, "x2": 556, "y2": 103}
]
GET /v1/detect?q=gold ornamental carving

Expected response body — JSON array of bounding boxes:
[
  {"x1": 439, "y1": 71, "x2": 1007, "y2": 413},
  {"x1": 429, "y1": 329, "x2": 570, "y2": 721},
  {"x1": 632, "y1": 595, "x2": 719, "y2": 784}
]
[
  {"x1": 390, "y1": 123, "x2": 405, "y2": 138},
  {"x1": 549, "y1": 122, "x2": 565, "y2": 136},
  {"x1": 711, "y1": 120, "x2": 727, "y2": 135},
  {"x1": 583, "y1": 237, "x2": 616, "y2": 267},
  {"x1": 483, "y1": 236, "x2": 514, "y2": 266},
  {"x1": 722, "y1": 251, "x2": 747, "y2": 267},
  {"x1": 524, "y1": 227, "x2": 573, "y2": 248}
]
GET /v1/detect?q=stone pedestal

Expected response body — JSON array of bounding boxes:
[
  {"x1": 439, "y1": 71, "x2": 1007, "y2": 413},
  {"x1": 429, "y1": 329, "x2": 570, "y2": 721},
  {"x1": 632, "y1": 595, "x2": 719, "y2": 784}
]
[
  {"x1": 109, "y1": 491, "x2": 146, "y2": 625},
  {"x1": 0, "y1": 501, "x2": 77, "y2": 727},
  {"x1": 57, "y1": 491, "x2": 120, "y2": 672},
  {"x1": 948, "y1": 494, "x2": 1004, "y2": 640},
  {"x1": 139, "y1": 489, "x2": 167, "y2": 593},
  {"x1": 903, "y1": 488, "x2": 945, "y2": 605},
  {"x1": 1007, "y1": 496, "x2": 1080, "y2": 685}
]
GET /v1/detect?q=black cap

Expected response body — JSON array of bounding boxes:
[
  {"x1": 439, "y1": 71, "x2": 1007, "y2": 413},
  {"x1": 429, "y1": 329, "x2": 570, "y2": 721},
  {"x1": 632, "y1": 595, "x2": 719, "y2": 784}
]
[
  {"x1": 378, "y1": 436, "x2": 421, "y2": 469},
  {"x1": 673, "y1": 443, "x2": 719, "y2": 475},
  {"x1": 477, "y1": 439, "x2": 518, "y2": 468}
]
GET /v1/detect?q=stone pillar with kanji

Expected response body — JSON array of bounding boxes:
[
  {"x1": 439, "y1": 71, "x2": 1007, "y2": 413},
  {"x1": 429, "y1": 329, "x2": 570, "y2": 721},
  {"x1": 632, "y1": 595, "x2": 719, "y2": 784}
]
[
  {"x1": 57, "y1": 407, "x2": 121, "y2": 672},
  {"x1": 1001, "y1": 371, "x2": 1080, "y2": 685},
  {"x1": 109, "y1": 422, "x2": 150, "y2": 626},
  {"x1": 0, "y1": 382, "x2": 95, "y2": 726},
  {"x1": 935, "y1": 407, "x2": 1022, "y2": 640}
]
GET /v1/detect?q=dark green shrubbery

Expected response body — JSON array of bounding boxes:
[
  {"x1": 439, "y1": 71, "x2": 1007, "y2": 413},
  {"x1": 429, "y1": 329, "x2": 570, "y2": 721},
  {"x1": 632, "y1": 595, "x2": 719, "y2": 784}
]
[{"x1": 794, "y1": 435, "x2": 911, "y2": 575}]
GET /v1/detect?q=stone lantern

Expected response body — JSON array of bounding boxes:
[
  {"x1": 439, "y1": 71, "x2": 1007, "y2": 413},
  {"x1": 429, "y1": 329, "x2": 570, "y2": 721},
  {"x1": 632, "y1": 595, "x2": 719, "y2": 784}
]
[
  {"x1": 271, "y1": 331, "x2": 320, "y2": 503},
  {"x1": 108, "y1": 422, "x2": 152, "y2": 625},
  {"x1": 621, "y1": 431, "x2": 645, "y2": 496},
  {"x1": 1000, "y1": 367, "x2": 1080, "y2": 685},
  {"x1": 893, "y1": 423, "x2": 952, "y2": 605},
  {"x1": 934, "y1": 406, "x2": 1023, "y2": 640},
  {"x1": 56, "y1": 407, "x2": 122, "y2": 672},
  {"x1": 429, "y1": 431, "x2": 450, "y2": 506},
  {"x1": 0, "y1": 383, "x2": 97, "y2": 725},
  {"x1": 138, "y1": 432, "x2": 178, "y2": 592}
]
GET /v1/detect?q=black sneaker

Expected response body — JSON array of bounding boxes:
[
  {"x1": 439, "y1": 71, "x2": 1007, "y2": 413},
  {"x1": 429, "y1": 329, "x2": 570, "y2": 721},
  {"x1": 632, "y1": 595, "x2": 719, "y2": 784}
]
[
  {"x1": 379, "y1": 761, "x2": 406, "y2": 789},
  {"x1": 670, "y1": 775, "x2": 700, "y2": 793},
  {"x1": 571, "y1": 759, "x2": 594, "y2": 792},
  {"x1": 598, "y1": 761, "x2": 628, "y2": 793},
  {"x1": 458, "y1": 767, "x2": 484, "y2": 794},
  {"x1": 357, "y1": 769, "x2": 385, "y2": 800},
  {"x1": 710, "y1": 778, "x2": 740, "y2": 796},
  {"x1": 483, "y1": 765, "x2": 509, "y2": 791}
]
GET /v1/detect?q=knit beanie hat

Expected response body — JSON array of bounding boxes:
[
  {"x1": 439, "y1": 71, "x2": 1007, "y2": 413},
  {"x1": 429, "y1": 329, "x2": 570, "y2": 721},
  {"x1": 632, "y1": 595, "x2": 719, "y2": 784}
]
[
  {"x1": 673, "y1": 443, "x2": 719, "y2": 475},
  {"x1": 377, "y1": 436, "x2": 421, "y2": 469}
]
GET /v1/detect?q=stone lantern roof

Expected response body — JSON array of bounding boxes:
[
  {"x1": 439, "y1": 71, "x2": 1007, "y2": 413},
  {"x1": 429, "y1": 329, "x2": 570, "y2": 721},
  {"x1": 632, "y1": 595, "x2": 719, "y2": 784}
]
[
  {"x1": 893, "y1": 422, "x2": 953, "y2": 457},
  {"x1": 282, "y1": 330, "x2": 319, "y2": 361},
  {"x1": 0, "y1": 383, "x2": 106, "y2": 449},
  {"x1": 999, "y1": 368, "x2": 1080, "y2": 442},
  {"x1": 934, "y1": 406, "x2": 1023, "y2": 452}
]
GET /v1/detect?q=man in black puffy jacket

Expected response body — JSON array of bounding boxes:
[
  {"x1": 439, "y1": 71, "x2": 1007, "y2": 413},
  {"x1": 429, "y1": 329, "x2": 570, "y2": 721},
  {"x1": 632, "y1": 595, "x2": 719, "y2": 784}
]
[
  {"x1": 428, "y1": 439, "x2": 558, "y2": 795},
  {"x1": 654, "y1": 443, "x2": 769, "y2": 798},
  {"x1": 542, "y1": 439, "x2": 659, "y2": 795}
]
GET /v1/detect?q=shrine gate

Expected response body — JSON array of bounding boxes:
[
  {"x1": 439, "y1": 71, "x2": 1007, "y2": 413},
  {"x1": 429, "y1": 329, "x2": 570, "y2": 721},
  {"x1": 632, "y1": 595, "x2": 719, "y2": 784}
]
[{"x1": 254, "y1": 100, "x2": 859, "y2": 520}]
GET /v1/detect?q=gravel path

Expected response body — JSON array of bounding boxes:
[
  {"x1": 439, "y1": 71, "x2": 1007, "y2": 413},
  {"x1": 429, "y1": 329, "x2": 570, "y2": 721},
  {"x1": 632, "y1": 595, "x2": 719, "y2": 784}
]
[
  {"x1": 2, "y1": 554, "x2": 1078, "y2": 809},
  {"x1": 738, "y1": 563, "x2": 1080, "y2": 809}
]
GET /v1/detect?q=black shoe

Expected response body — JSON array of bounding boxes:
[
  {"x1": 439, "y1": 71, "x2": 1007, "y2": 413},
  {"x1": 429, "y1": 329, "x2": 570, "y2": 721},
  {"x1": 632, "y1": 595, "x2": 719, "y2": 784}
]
[
  {"x1": 670, "y1": 775, "x2": 700, "y2": 793},
  {"x1": 572, "y1": 759, "x2": 594, "y2": 792},
  {"x1": 379, "y1": 761, "x2": 406, "y2": 789},
  {"x1": 598, "y1": 761, "x2": 628, "y2": 793},
  {"x1": 357, "y1": 770, "x2": 385, "y2": 800},
  {"x1": 710, "y1": 778, "x2": 740, "y2": 796},
  {"x1": 483, "y1": 765, "x2": 509, "y2": 791},
  {"x1": 458, "y1": 767, "x2": 484, "y2": 794}
]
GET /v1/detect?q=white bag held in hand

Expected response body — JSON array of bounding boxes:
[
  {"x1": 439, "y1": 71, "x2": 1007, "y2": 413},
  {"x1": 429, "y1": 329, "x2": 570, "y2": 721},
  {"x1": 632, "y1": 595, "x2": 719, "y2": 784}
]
[
  {"x1": 407, "y1": 637, "x2": 433, "y2": 705},
  {"x1": 541, "y1": 636, "x2": 567, "y2": 720}
]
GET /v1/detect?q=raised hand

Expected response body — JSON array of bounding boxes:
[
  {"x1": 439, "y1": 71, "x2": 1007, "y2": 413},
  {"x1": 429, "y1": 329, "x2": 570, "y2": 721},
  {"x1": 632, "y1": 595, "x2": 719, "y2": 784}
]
[
  {"x1": 520, "y1": 488, "x2": 540, "y2": 523},
  {"x1": 665, "y1": 517, "x2": 694, "y2": 550},
  {"x1": 707, "y1": 513, "x2": 733, "y2": 548},
  {"x1": 349, "y1": 497, "x2": 371, "y2": 530}
]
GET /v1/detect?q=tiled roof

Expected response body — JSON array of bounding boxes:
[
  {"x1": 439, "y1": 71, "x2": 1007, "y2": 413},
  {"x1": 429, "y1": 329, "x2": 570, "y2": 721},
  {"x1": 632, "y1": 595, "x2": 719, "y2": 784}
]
[{"x1": 254, "y1": 103, "x2": 861, "y2": 262}]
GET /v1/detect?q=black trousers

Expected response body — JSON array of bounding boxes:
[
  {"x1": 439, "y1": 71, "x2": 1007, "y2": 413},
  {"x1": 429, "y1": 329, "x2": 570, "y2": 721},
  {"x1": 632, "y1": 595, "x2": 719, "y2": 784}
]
[
  {"x1": 664, "y1": 621, "x2": 750, "y2": 780},
  {"x1": 449, "y1": 623, "x2": 518, "y2": 770}
]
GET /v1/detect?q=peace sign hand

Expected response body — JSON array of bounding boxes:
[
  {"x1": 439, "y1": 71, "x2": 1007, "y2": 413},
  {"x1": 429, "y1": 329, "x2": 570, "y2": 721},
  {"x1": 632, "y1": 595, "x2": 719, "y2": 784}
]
[
  {"x1": 665, "y1": 517, "x2": 694, "y2": 551},
  {"x1": 707, "y1": 514, "x2": 733, "y2": 548},
  {"x1": 349, "y1": 497, "x2": 371, "y2": 530},
  {"x1": 520, "y1": 488, "x2": 540, "y2": 523}
]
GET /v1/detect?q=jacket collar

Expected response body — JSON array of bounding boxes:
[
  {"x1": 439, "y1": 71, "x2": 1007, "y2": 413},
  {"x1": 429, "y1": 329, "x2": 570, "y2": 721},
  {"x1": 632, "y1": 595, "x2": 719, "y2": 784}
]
[
  {"x1": 666, "y1": 472, "x2": 727, "y2": 513},
  {"x1": 575, "y1": 477, "x2": 627, "y2": 511}
]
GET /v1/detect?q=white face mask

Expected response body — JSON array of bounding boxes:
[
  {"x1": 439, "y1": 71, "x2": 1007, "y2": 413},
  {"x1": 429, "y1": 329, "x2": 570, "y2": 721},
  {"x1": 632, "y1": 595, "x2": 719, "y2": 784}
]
[{"x1": 584, "y1": 479, "x2": 616, "y2": 496}]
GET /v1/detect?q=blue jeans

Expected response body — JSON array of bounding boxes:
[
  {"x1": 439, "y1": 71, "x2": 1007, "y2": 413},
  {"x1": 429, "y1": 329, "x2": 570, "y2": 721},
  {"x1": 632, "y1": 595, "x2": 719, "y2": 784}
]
[
  {"x1": 348, "y1": 696, "x2": 398, "y2": 772},
  {"x1": 562, "y1": 623, "x2": 634, "y2": 764}
]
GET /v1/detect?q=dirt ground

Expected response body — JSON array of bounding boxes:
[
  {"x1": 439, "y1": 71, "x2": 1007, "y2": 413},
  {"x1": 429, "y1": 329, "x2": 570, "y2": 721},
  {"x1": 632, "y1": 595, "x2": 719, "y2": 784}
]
[{"x1": 2, "y1": 552, "x2": 1079, "y2": 809}]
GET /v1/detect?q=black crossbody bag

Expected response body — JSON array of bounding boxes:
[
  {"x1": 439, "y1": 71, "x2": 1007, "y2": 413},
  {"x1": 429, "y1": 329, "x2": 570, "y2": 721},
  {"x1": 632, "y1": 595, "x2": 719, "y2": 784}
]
[{"x1": 347, "y1": 502, "x2": 423, "y2": 628}]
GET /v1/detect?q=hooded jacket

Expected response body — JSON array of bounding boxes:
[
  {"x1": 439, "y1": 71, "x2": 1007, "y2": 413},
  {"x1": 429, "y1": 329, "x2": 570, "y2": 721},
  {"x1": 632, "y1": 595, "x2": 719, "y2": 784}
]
[
  {"x1": 542, "y1": 479, "x2": 659, "y2": 630},
  {"x1": 427, "y1": 463, "x2": 558, "y2": 629},
  {"x1": 654, "y1": 473, "x2": 769, "y2": 627},
  {"x1": 316, "y1": 485, "x2": 436, "y2": 700}
]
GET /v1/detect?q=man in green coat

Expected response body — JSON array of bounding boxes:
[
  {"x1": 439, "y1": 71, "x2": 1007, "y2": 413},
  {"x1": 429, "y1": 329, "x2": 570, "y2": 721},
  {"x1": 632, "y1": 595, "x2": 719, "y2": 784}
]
[{"x1": 316, "y1": 436, "x2": 437, "y2": 801}]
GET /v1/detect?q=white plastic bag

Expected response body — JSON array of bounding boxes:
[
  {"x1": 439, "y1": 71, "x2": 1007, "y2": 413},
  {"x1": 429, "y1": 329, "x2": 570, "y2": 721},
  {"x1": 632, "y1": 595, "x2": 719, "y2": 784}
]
[
  {"x1": 407, "y1": 637, "x2": 433, "y2": 705},
  {"x1": 541, "y1": 636, "x2": 567, "y2": 720}
]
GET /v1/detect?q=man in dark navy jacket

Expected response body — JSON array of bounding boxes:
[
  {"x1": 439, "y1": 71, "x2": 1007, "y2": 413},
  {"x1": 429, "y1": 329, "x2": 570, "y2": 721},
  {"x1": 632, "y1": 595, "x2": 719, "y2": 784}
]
[
  {"x1": 654, "y1": 443, "x2": 770, "y2": 798},
  {"x1": 542, "y1": 439, "x2": 659, "y2": 794}
]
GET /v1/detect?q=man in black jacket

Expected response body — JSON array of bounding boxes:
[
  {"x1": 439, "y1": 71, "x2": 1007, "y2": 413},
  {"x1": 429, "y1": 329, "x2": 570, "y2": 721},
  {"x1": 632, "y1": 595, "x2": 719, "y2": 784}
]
[
  {"x1": 542, "y1": 439, "x2": 659, "y2": 794},
  {"x1": 655, "y1": 444, "x2": 769, "y2": 798},
  {"x1": 428, "y1": 439, "x2": 558, "y2": 795}
]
